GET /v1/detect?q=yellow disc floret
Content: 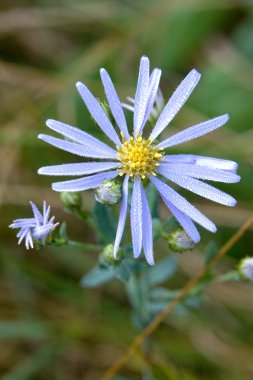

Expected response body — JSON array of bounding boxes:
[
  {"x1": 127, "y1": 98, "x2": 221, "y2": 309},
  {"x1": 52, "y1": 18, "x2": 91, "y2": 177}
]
[{"x1": 117, "y1": 132, "x2": 164, "y2": 179}]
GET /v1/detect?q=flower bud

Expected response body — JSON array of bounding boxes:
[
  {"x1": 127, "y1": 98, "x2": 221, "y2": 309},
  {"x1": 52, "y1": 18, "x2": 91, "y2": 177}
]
[
  {"x1": 60, "y1": 191, "x2": 82, "y2": 210},
  {"x1": 166, "y1": 229, "x2": 195, "y2": 253},
  {"x1": 239, "y1": 257, "x2": 253, "y2": 281},
  {"x1": 95, "y1": 180, "x2": 122, "y2": 206},
  {"x1": 100, "y1": 243, "x2": 122, "y2": 265}
]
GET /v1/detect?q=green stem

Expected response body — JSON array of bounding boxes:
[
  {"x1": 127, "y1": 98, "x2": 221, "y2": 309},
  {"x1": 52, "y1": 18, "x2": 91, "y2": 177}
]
[
  {"x1": 67, "y1": 240, "x2": 102, "y2": 251},
  {"x1": 142, "y1": 338, "x2": 153, "y2": 380},
  {"x1": 124, "y1": 267, "x2": 154, "y2": 379},
  {"x1": 71, "y1": 208, "x2": 96, "y2": 230}
]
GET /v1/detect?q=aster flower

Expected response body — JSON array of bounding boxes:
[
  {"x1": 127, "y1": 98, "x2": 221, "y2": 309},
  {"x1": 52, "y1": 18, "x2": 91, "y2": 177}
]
[
  {"x1": 9, "y1": 201, "x2": 58, "y2": 249},
  {"x1": 38, "y1": 56, "x2": 240, "y2": 265}
]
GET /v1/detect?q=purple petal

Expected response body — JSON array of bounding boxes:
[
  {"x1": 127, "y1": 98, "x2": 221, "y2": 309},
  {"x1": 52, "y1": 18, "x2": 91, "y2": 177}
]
[
  {"x1": 45, "y1": 119, "x2": 116, "y2": 154},
  {"x1": 100, "y1": 68, "x2": 129, "y2": 139},
  {"x1": 38, "y1": 134, "x2": 117, "y2": 160},
  {"x1": 140, "y1": 181, "x2": 154, "y2": 265},
  {"x1": 130, "y1": 177, "x2": 143, "y2": 258},
  {"x1": 163, "y1": 154, "x2": 238, "y2": 172},
  {"x1": 114, "y1": 175, "x2": 129, "y2": 258},
  {"x1": 149, "y1": 175, "x2": 216, "y2": 232},
  {"x1": 76, "y1": 81, "x2": 121, "y2": 146},
  {"x1": 134, "y1": 56, "x2": 150, "y2": 138},
  {"x1": 156, "y1": 114, "x2": 229, "y2": 149},
  {"x1": 39, "y1": 162, "x2": 120, "y2": 176},
  {"x1": 10, "y1": 218, "x2": 36, "y2": 229},
  {"x1": 161, "y1": 196, "x2": 200, "y2": 243},
  {"x1": 150, "y1": 69, "x2": 201, "y2": 141},
  {"x1": 157, "y1": 168, "x2": 237, "y2": 206},
  {"x1": 159, "y1": 162, "x2": 240, "y2": 183},
  {"x1": 140, "y1": 68, "x2": 162, "y2": 132},
  {"x1": 52, "y1": 170, "x2": 119, "y2": 192},
  {"x1": 30, "y1": 201, "x2": 43, "y2": 225}
]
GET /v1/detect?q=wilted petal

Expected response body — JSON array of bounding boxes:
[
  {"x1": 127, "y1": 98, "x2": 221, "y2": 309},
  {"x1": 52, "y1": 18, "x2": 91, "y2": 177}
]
[
  {"x1": 130, "y1": 177, "x2": 143, "y2": 258},
  {"x1": 52, "y1": 170, "x2": 119, "y2": 192},
  {"x1": 76, "y1": 81, "x2": 121, "y2": 146},
  {"x1": 150, "y1": 69, "x2": 201, "y2": 141},
  {"x1": 157, "y1": 114, "x2": 229, "y2": 149},
  {"x1": 30, "y1": 201, "x2": 43, "y2": 225},
  {"x1": 113, "y1": 175, "x2": 129, "y2": 258}
]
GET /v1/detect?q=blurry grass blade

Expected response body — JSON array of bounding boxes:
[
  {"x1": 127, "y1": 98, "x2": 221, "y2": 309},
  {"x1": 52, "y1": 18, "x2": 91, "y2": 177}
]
[
  {"x1": 0, "y1": 321, "x2": 51, "y2": 340},
  {"x1": 1, "y1": 346, "x2": 56, "y2": 380},
  {"x1": 203, "y1": 241, "x2": 218, "y2": 264}
]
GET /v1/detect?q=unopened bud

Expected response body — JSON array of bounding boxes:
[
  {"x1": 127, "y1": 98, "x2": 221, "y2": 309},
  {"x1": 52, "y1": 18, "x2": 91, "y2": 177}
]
[
  {"x1": 239, "y1": 257, "x2": 253, "y2": 281},
  {"x1": 100, "y1": 243, "x2": 122, "y2": 265},
  {"x1": 60, "y1": 191, "x2": 82, "y2": 210},
  {"x1": 95, "y1": 180, "x2": 122, "y2": 206},
  {"x1": 166, "y1": 229, "x2": 195, "y2": 253}
]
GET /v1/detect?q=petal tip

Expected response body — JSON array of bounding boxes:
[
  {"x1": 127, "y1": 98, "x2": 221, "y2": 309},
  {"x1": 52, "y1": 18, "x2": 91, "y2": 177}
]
[{"x1": 76, "y1": 81, "x2": 83, "y2": 89}]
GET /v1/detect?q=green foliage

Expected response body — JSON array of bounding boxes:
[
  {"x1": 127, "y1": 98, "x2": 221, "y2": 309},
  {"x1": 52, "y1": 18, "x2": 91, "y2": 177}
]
[{"x1": 92, "y1": 202, "x2": 116, "y2": 243}]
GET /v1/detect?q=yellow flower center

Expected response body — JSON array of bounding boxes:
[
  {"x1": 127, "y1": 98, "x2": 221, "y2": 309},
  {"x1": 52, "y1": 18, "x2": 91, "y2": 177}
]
[{"x1": 117, "y1": 133, "x2": 164, "y2": 179}]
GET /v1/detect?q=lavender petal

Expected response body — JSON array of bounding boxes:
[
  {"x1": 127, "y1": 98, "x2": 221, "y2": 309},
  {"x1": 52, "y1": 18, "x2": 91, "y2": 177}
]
[
  {"x1": 52, "y1": 170, "x2": 119, "y2": 192},
  {"x1": 134, "y1": 56, "x2": 150, "y2": 138},
  {"x1": 100, "y1": 68, "x2": 129, "y2": 139},
  {"x1": 150, "y1": 69, "x2": 201, "y2": 141},
  {"x1": 39, "y1": 162, "x2": 120, "y2": 176},
  {"x1": 130, "y1": 177, "x2": 143, "y2": 258},
  {"x1": 140, "y1": 181, "x2": 154, "y2": 265},
  {"x1": 158, "y1": 168, "x2": 237, "y2": 206},
  {"x1": 38, "y1": 134, "x2": 117, "y2": 159},
  {"x1": 76, "y1": 81, "x2": 121, "y2": 146},
  {"x1": 156, "y1": 114, "x2": 229, "y2": 149},
  {"x1": 113, "y1": 175, "x2": 129, "y2": 258},
  {"x1": 149, "y1": 175, "x2": 217, "y2": 232}
]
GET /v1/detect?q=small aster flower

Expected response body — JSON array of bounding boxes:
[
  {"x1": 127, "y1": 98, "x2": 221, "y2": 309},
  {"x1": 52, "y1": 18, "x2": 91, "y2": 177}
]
[
  {"x1": 9, "y1": 201, "x2": 58, "y2": 249},
  {"x1": 239, "y1": 257, "x2": 253, "y2": 281},
  {"x1": 38, "y1": 56, "x2": 240, "y2": 265}
]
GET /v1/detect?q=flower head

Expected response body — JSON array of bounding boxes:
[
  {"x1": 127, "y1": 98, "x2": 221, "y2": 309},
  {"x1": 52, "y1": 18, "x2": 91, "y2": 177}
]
[
  {"x1": 95, "y1": 180, "x2": 122, "y2": 205},
  {"x1": 38, "y1": 56, "x2": 240, "y2": 265},
  {"x1": 166, "y1": 229, "x2": 195, "y2": 253},
  {"x1": 239, "y1": 257, "x2": 253, "y2": 281},
  {"x1": 10, "y1": 201, "x2": 58, "y2": 249}
]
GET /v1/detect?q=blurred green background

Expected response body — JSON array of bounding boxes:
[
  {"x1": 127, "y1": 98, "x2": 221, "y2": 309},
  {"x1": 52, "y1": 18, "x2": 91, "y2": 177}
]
[{"x1": 1, "y1": 0, "x2": 253, "y2": 379}]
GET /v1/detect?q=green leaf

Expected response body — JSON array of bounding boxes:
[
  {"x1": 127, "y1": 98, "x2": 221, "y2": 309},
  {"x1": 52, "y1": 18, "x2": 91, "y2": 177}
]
[
  {"x1": 146, "y1": 182, "x2": 159, "y2": 218},
  {"x1": 58, "y1": 222, "x2": 68, "y2": 240},
  {"x1": 115, "y1": 260, "x2": 131, "y2": 282},
  {"x1": 80, "y1": 265, "x2": 115, "y2": 288},
  {"x1": 92, "y1": 202, "x2": 116, "y2": 243},
  {"x1": 203, "y1": 241, "x2": 218, "y2": 265},
  {"x1": 147, "y1": 255, "x2": 178, "y2": 286}
]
